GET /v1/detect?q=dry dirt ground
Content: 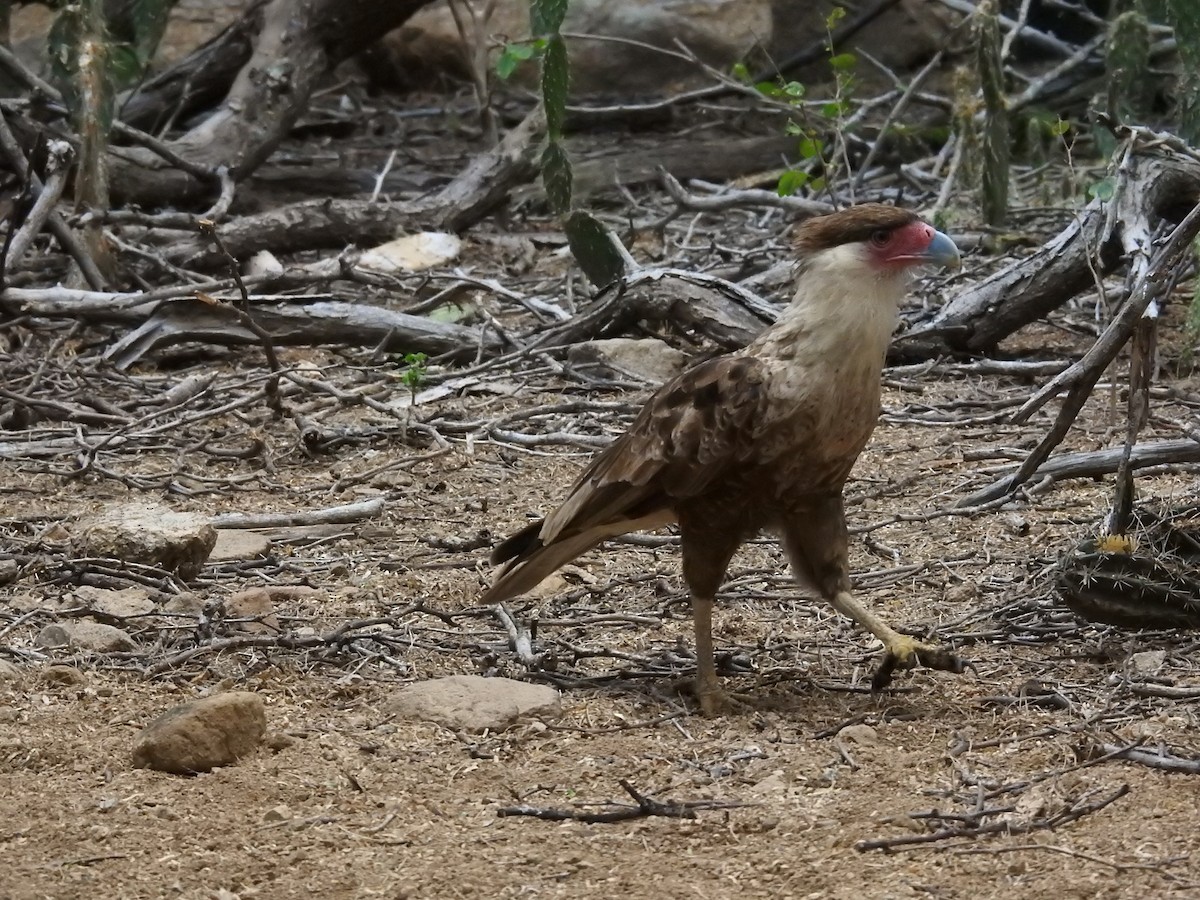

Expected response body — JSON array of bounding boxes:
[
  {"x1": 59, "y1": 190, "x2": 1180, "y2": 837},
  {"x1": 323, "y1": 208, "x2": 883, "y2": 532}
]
[{"x1": 2, "y1": 300, "x2": 1200, "y2": 900}]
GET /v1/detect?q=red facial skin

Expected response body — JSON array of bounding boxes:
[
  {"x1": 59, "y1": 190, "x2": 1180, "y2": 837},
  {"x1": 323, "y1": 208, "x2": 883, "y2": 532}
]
[{"x1": 865, "y1": 221, "x2": 939, "y2": 271}]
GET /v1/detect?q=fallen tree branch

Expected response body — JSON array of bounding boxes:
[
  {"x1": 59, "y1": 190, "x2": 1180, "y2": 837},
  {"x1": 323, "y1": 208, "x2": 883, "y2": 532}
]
[
  {"x1": 210, "y1": 497, "x2": 386, "y2": 530},
  {"x1": 102, "y1": 0, "x2": 437, "y2": 208},
  {"x1": 855, "y1": 784, "x2": 1130, "y2": 852},
  {"x1": 497, "y1": 779, "x2": 749, "y2": 824},
  {"x1": 103, "y1": 298, "x2": 499, "y2": 368},
  {"x1": 958, "y1": 439, "x2": 1200, "y2": 508},
  {"x1": 1095, "y1": 743, "x2": 1200, "y2": 775}
]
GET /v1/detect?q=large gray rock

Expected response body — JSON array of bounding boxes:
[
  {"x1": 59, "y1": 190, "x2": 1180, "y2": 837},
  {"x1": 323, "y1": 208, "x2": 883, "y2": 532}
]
[
  {"x1": 390, "y1": 675, "x2": 561, "y2": 732},
  {"x1": 75, "y1": 503, "x2": 217, "y2": 580},
  {"x1": 132, "y1": 692, "x2": 266, "y2": 774},
  {"x1": 382, "y1": 0, "x2": 773, "y2": 93}
]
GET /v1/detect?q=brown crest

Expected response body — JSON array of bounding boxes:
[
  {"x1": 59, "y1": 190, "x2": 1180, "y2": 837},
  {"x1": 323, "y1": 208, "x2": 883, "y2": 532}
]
[{"x1": 791, "y1": 204, "x2": 919, "y2": 257}]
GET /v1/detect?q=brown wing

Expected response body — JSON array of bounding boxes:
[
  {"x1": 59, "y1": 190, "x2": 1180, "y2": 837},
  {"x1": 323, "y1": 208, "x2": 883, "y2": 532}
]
[{"x1": 483, "y1": 355, "x2": 772, "y2": 603}]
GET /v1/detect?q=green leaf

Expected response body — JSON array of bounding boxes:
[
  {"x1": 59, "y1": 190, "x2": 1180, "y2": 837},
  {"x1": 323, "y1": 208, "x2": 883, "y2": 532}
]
[
  {"x1": 782, "y1": 80, "x2": 805, "y2": 97},
  {"x1": 755, "y1": 80, "x2": 782, "y2": 97},
  {"x1": 1088, "y1": 177, "x2": 1116, "y2": 201},
  {"x1": 798, "y1": 136, "x2": 823, "y2": 158},
  {"x1": 829, "y1": 52, "x2": 856, "y2": 71},
  {"x1": 1165, "y1": 0, "x2": 1200, "y2": 141},
  {"x1": 564, "y1": 211, "x2": 627, "y2": 289},
  {"x1": 825, "y1": 6, "x2": 846, "y2": 30},
  {"x1": 1049, "y1": 117, "x2": 1070, "y2": 137},
  {"x1": 121, "y1": 0, "x2": 172, "y2": 73},
  {"x1": 776, "y1": 169, "x2": 809, "y2": 196},
  {"x1": 784, "y1": 119, "x2": 805, "y2": 136},
  {"x1": 400, "y1": 352, "x2": 428, "y2": 391},
  {"x1": 731, "y1": 61, "x2": 750, "y2": 82},
  {"x1": 531, "y1": 0, "x2": 568, "y2": 36},
  {"x1": 496, "y1": 41, "x2": 535, "y2": 80},
  {"x1": 542, "y1": 141, "x2": 573, "y2": 215},
  {"x1": 426, "y1": 301, "x2": 475, "y2": 324},
  {"x1": 541, "y1": 33, "x2": 569, "y2": 139},
  {"x1": 109, "y1": 44, "x2": 141, "y2": 86},
  {"x1": 47, "y1": 7, "x2": 83, "y2": 110},
  {"x1": 821, "y1": 100, "x2": 843, "y2": 118}
]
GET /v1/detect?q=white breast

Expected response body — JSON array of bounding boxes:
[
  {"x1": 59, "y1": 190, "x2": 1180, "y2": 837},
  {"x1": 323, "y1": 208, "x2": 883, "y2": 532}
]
[{"x1": 748, "y1": 242, "x2": 909, "y2": 460}]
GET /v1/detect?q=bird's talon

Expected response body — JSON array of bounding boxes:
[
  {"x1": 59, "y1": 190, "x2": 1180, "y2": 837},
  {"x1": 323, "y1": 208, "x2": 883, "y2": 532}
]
[{"x1": 871, "y1": 636, "x2": 967, "y2": 691}]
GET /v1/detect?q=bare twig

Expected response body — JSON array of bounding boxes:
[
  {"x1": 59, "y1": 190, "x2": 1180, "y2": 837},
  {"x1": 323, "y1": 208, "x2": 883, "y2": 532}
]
[
  {"x1": 855, "y1": 784, "x2": 1130, "y2": 852},
  {"x1": 497, "y1": 780, "x2": 749, "y2": 824}
]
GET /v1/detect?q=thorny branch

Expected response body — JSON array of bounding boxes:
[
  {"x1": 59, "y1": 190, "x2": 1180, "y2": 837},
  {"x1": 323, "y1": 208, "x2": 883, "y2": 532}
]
[{"x1": 497, "y1": 779, "x2": 751, "y2": 824}]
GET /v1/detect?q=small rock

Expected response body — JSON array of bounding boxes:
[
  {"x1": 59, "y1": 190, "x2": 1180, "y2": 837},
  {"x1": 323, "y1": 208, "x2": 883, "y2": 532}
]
[
  {"x1": 208, "y1": 530, "x2": 272, "y2": 563},
  {"x1": 1130, "y1": 650, "x2": 1166, "y2": 675},
  {"x1": 359, "y1": 232, "x2": 462, "y2": 273},
  {"x1": 567, "y1": 338, "x2": 688, "y2": 385},
  {"x1": 838, "y1": 724, "x2": 879, "y2": 746},
  {"x1": 55, "y1": 621, "x2": 137, "y2": 653},
  {"x1": 132, "y1": 691, "x2": 266, "y2": 774},
  {"x1": 0, "y1": 706, "x2": 18, "y2": 723},
  {"x1": 525, "y1": 573, "x2": 567, "y2": 601},
  {"x1": 944, "y1": 582, "x2": 978, "y2": 604},
  {"x1": 244, "y1": 250, "x2": 283, "y2": 276},
  {"x1": 35, "y1": 624, "x2": 69, "y2": 649},
  {"x1": 0, "y1": 659, "x2": 22, "y2": 682},
  {"x1": 225, "y1": 588, "x2": 281, "y2": 634},
  {"x1": 73, "y1": 585, "x2": 155, "y2": 619},
  {"x1": 42, "y1": 665, "x2": 87, "y2": 686},
  {"x1": 262, "y1": 804, "x2": 292, "y2": 823},
  {"x1": 749, "y1": 771, "x2": 788, "y2": 795},
  {"x1": 265, "y1": 731, "x2": 296, "y2": 751},
  {"x1": 75, "y1": 502, "x2": 217, "y2": 580},
  {"x1": 8, "y1": 593, "x2": 50, "y2": 613},
  {"x1": 0, "y1": 558, "x2": 18, "y2": 584},
  {"x1": 163, "y1": 593, "x2": 206, "y2": 615},
  {"x1": 389, "y1": 675, "x2": 561, "y2": 733}
]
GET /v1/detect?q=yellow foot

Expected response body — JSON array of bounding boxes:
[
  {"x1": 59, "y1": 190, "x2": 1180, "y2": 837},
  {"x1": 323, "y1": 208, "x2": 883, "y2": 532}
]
[{"x1": 871, "y1": 633, "x2": 967, "y2": 691}]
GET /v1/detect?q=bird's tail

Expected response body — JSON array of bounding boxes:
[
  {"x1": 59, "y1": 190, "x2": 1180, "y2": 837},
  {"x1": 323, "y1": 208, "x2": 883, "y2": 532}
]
[
  {"x1": 489, "y1": 520, "x2": 543, "y2": 565},
  {"x1": 482, "y1": 528, "x2": 608, "y2": 606}
]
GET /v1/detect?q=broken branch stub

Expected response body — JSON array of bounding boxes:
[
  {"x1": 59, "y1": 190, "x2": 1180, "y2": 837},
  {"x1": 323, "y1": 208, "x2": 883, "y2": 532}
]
[{"x1": 892, "y1": 149, "x2": 1200, "y2": 360}]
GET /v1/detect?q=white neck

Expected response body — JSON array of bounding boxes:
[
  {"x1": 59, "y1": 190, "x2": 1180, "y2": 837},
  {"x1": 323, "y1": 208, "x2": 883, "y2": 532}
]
[{"x1": 749, "y1": 243, "x2": 908, "y2": 364}]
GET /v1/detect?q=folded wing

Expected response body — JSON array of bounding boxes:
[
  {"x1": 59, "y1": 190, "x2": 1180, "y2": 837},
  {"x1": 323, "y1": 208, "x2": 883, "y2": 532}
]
[{"x1": 483, "y1": 356, "x2": 773, "y2": 603}]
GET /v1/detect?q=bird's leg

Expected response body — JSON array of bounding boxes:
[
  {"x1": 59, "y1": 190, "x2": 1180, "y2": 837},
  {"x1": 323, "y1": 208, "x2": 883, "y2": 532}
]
[
  {"x1": 690, "y1": 595, "x2": 725, "y2": 716},
  {"x1": 680, "y1": 514, "x2": 747, "y2": 716},
  {"x1": 688, "y1": 595, "x2": 753, "y2": 716},
  {"x1": 827, "y1": 589, "x2": 966, "y2": 690},
  {"x1": 781, "y1": 498, "x2": 966, "y2": 691}
]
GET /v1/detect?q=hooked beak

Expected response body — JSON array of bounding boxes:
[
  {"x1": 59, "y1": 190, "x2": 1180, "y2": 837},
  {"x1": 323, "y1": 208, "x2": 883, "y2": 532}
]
[{"x1": 922, "y1": 229, "x2": 961, "y2": 270}]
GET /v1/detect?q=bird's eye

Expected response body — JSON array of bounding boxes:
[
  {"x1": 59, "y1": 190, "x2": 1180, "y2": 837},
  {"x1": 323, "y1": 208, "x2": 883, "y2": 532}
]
[{"x1": 869, "y1": 229, "x2": 890, "y2": 246}]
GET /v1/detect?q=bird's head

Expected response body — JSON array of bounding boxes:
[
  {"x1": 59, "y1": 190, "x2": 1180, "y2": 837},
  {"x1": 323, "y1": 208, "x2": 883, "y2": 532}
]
[{"x1": 793, "y1": 204, "x2": 960, "y2": 278}]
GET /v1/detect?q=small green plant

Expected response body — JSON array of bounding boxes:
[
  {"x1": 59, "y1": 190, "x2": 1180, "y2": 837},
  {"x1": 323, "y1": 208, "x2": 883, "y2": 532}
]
[
  {"x1": 1179, "y1": 238, "x2": 1200, "y2": 373},
  {"x1": 399, "y1": 352, "x2": 428, "y2": 404},
  {"x1": 525, "y1": 0, "x2": 627, "y2": 290},
  {"x1": 747, "y1": 7, "x2": 855, "y2": 198}
]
